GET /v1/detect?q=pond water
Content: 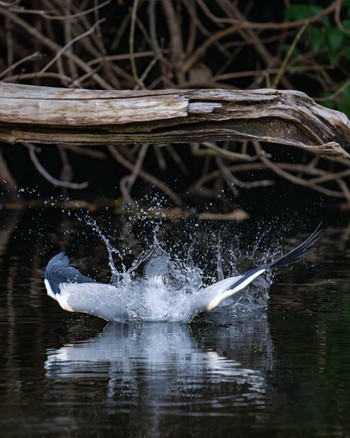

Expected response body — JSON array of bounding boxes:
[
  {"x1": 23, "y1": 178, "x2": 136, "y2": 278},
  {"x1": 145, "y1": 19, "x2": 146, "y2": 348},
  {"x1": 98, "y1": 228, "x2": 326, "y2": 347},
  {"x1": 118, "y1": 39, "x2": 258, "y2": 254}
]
[{"x1": 1, "y1": 208, "x2": 350, "y2": 437}]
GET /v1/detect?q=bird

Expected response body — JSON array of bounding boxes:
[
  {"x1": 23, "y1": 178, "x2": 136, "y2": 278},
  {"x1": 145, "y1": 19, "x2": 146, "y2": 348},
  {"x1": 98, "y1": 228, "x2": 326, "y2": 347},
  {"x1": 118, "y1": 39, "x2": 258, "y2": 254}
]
[{"x1": 44, "y1": 224, "x2": 321, "y2": 323}]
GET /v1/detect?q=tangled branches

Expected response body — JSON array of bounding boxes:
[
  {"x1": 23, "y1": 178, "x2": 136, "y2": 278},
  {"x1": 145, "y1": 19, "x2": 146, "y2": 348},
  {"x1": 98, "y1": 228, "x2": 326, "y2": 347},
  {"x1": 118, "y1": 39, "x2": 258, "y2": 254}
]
[{"x1": 1, "y1": 0, "x2": 350, "y2": 207}]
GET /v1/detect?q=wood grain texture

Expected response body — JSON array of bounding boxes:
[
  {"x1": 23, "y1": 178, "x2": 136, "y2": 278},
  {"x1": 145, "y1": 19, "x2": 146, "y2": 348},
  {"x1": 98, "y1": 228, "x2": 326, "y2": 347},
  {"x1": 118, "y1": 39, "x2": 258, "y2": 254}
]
[{"x1": 0, "y1": 82, "x2": 349, "y2": 160}]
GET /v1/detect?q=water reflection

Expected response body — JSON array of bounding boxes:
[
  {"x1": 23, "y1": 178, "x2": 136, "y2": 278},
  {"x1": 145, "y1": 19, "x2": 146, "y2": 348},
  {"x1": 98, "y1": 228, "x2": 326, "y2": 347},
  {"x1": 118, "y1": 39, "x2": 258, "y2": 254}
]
[
  {"x1": 45, "y1": 317, "x2": 273, "y2": 417},
  {"x1": 3, "y1": 208, "x2": 350, "y2": 436}
]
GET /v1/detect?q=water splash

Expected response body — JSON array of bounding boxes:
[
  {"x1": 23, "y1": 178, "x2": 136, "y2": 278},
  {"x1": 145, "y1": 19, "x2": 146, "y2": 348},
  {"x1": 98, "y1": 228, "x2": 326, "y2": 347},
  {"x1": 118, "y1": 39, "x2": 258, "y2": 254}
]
[
  {"x1": 84, "y1": 216, "x2": 125, "y2": 284},
  {"x1": 81, "y1": 217, "x2": 272, "y2": 322}
]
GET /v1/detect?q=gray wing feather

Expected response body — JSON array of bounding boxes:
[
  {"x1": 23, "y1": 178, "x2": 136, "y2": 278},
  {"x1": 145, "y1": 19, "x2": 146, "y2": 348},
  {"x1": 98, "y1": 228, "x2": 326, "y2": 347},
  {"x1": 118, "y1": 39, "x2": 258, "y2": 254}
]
[
  {"x1": 192, "y1": 224, "x2": 321, "y2": 314},
  {"x1": 58, "y1": 283, "x2": 126, "y2": 321}
]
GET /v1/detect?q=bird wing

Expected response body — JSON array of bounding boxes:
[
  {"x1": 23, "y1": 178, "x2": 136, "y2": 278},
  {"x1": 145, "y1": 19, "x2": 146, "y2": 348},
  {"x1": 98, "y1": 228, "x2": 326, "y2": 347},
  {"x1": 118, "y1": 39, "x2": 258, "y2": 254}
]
[
  {"x1": 190, "y1": 268, "x2": 267, "y2": 315},
  {"x1": 54, "y1": 282, "x2": 126, "y2": 321},
  {"x1": 44, "y1": 252, "x2": 127, "y2": 321},
  {"x1": 190, "y1": 224, "x2": 321, "y2": 315}
]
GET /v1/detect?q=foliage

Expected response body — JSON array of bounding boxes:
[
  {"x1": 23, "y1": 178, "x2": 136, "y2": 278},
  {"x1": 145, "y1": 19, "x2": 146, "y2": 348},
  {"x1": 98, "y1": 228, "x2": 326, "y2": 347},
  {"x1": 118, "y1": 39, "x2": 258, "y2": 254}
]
[
  {"x1": 1, "y1": 0, "x2": 350, "y2": 208},
  {"x1": 285, "y1": 2, "x2": 350, "y2": 115}
]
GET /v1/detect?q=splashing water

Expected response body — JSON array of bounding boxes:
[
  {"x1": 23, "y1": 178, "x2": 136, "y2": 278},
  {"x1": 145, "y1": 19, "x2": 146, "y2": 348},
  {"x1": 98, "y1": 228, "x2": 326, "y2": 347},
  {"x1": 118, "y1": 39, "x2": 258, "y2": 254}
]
[{"x1": 82, "y1": 217, "x2": 273, "y2": 322}]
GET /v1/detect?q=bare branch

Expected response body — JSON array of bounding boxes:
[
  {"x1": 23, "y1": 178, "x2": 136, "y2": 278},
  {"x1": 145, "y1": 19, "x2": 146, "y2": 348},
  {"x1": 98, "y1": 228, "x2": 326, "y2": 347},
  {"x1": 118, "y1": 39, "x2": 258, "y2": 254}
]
[
  {"x1": 24, "y1": 143, "x2": 88, "y2": 189},
  {"x1": 108, "y1": 145, "x2": 182, "y2": 206}
]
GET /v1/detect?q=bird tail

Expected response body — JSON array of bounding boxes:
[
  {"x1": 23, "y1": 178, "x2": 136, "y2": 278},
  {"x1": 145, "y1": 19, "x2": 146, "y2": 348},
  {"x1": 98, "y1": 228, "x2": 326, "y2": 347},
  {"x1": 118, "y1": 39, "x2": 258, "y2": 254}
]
[{"x1": 267, "y1": 223, "x2": 322, "y2": 270}]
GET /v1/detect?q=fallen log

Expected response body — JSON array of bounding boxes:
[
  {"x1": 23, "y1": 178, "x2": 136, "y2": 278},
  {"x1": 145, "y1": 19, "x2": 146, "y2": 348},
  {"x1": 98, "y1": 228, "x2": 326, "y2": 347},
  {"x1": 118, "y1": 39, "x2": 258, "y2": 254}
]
[{"x1": 0, "y1": 82, "x2": 349, "y2": 160}]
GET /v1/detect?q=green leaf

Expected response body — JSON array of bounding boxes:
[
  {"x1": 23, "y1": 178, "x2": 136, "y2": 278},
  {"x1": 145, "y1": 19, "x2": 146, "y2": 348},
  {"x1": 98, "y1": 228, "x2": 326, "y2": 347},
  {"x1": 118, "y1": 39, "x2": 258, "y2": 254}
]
[
  {"x1": 320, "y1": 92, "x2": 336, "y2": 110},
  {"x1": 326, "y1": 28, "x2": 344, "y2": 53},
  {"x1": 309, "y1": 28, "x2": 326, "y2": 51},
  {"x1": 284, "y1": 5, "x2": 323, "y2": 21},
  {"x1": 342, "y1": 19, "x2": 350, "y2": 30},
  {"x1": 341, "y1": 82, "x2": 350, "y2": 104},
  {"x1": 325, "y1": 27, "x2": 344, "y2": 62},
  {"x1": 344, "y1": 47, "x2": 350, "y2": 61}
]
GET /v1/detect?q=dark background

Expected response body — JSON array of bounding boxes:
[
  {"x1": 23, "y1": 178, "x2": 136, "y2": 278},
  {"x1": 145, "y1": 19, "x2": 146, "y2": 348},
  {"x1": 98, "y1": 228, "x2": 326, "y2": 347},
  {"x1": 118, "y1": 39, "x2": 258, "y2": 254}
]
[{"x1": 0, "y1": 0, "x2": 348, "y2": 214}]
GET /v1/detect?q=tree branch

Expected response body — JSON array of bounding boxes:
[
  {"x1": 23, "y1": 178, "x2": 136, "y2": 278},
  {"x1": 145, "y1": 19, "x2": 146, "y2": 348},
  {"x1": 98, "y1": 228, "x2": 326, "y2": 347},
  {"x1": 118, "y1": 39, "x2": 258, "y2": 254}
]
[{"x1": 0, "y1": 83, "x2": 349, "y2": 161}]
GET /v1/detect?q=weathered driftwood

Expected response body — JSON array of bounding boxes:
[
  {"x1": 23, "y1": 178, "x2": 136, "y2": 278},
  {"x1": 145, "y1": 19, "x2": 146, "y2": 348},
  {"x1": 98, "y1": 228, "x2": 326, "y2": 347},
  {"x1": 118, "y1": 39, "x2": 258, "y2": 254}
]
[{"x1": 0, "y1": 82, "x2": 350, "y2": 160}]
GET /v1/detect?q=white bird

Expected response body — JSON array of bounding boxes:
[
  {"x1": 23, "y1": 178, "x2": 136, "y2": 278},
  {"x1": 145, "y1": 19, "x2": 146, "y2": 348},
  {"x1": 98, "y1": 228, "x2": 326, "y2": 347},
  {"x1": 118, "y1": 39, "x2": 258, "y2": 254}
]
[{"x1": 44, "y1": 225, "x2": 321, "y2": 322}]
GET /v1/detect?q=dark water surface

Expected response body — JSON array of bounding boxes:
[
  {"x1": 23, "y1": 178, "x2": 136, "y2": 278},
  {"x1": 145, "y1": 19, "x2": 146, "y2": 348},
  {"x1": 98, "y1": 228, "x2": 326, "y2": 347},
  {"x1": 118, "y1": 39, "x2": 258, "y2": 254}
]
[{"x1": 1, "y1": 209, "x2": 350, "y2": 437}]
